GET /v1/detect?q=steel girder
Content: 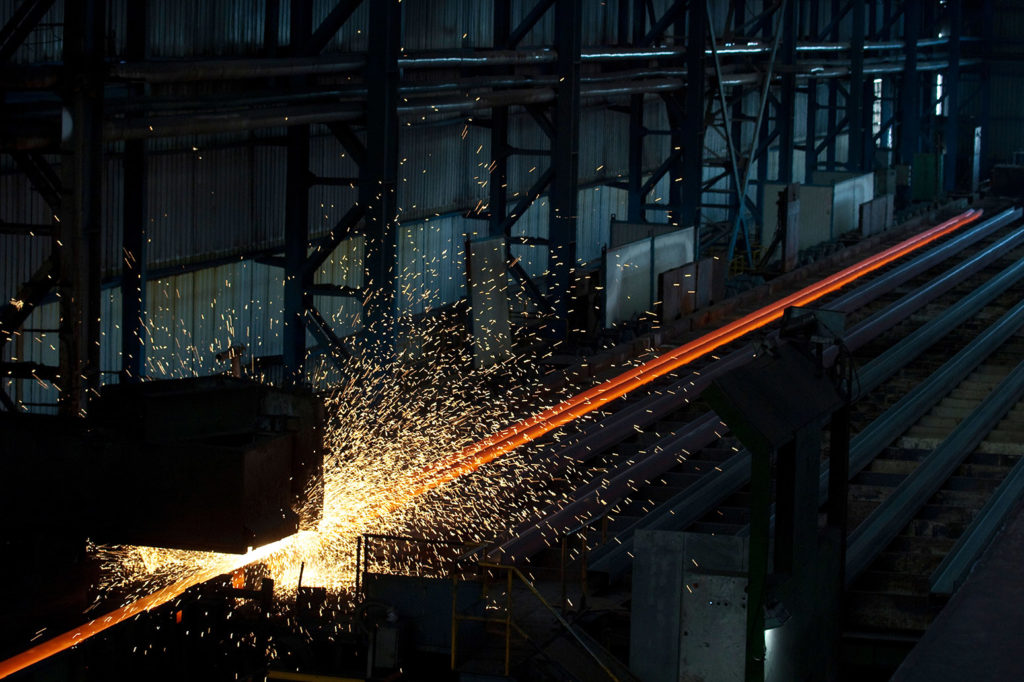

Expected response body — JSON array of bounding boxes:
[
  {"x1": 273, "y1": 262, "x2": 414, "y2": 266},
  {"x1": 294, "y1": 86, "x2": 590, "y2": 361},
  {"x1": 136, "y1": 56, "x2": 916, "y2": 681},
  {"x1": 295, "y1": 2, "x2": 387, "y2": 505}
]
[
  {"x1": 57, "y1": 0, "x2": 105, "y2": 416},
  {"x1": 0, "y1": 0, "x2": 980, "y2": 401},
  {"x1": 120, "y1": 0, "x2": 147, "y2": 383}
]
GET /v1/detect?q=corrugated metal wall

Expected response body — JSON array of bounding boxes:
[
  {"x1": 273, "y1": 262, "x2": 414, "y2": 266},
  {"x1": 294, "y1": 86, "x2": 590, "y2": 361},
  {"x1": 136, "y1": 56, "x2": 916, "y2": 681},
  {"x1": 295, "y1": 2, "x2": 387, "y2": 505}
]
[
  {"x1": 985, "y1": 0, "x2": 1024, "y2": 164},
  {"x1": 6, "y1": 0, "x2": 1003, "y2": 411}
]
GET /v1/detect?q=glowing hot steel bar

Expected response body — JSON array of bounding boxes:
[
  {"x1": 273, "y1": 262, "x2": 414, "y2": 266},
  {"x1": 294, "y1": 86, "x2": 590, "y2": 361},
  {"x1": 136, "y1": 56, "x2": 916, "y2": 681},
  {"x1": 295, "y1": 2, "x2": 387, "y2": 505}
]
[{"x1": 0, "y1": 209, "x2": 979, "y2": 679}]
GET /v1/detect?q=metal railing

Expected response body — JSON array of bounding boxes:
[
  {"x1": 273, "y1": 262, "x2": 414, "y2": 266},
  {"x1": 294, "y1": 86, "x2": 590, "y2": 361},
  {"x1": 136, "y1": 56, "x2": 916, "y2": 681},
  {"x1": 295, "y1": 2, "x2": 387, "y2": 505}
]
[{"x1": 451, "y1": 560, "x2": 620, "y2": 681}]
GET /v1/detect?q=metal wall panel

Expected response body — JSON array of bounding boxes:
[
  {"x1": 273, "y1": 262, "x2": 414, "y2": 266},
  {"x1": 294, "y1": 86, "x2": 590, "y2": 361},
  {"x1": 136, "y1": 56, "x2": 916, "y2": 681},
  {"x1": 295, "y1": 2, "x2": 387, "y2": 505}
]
[
  {"x1": 401, "y1": 0, "x2": 492, "y2": 50},
  {"x1": 0, "y1": 0, "x2": 63, "y2": 63},
  {"x1": 0, "y1": 171, "x2": 51, "y2": 302},
  {"x1": 2, "y1": 302, "x2": 60, "y2": 413},
  {"x1": 398, "y1": 121, "x2": 490, "y2": 218}
]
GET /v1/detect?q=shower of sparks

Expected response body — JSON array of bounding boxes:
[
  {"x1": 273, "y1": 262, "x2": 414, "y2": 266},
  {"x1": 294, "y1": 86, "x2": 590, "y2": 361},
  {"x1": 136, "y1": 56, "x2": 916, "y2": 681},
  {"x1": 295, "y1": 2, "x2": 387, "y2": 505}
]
[
  {"x1": 96, "y1": 318, "x2": 575, "y2": 600},
  {"x1": 0, "y1": 208, "x2": 980, "y2": 678}
]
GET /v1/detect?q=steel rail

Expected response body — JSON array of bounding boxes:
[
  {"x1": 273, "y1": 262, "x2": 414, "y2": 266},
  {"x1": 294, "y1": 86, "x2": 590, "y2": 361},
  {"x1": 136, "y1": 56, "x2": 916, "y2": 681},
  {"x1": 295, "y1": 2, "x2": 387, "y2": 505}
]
[
  {"x1": 843, "y1": 271, "x2": 1024, "y2": 487},
  {"x1": 846, "y1": 358, "x2": 1024, "y2": 585},
  {"x1": 746, "y1": 256, "x2": 1024, "y2": 538},
  {"x1": 591, "y1": 221, "x2": 1024, "y2": 576},
  {"x1": 826, "y1": 208, "x2": 1023, "y2": 313},
  {"x1": 490, "y1": 413, "x2": 725, "y2": 563},
  {"x1": 545, "y1": 208, "x2": 1018, "y2": 471},
  {"x1": 502, "y1": 220, "x2": 1024, "y2": 564},
  {"x1": 856, "y1": 240, "x2": 1024, "y2": 395},
  {"x1": 393, "y1": 211, "x2": 981, "y2": 497},
  {"x1": 0, "y1": 210, "x2": 980, "y2": 679},
  {"x1": 930, "y1": 441, "x2": 1024, "y2": 595}
]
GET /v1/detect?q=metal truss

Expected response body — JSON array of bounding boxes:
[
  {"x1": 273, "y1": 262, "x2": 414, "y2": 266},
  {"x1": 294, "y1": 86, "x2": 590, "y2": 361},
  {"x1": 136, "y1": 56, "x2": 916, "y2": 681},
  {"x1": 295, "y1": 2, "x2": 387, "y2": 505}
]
[{"x1": 0, "y1": 0, "x2": 981, "y2": 399}]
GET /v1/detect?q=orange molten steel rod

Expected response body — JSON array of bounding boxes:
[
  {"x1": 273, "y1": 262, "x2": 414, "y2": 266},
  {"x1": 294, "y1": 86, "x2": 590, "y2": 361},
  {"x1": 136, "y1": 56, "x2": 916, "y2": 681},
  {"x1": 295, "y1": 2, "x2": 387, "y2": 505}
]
[
  {"x1": 396, "y1": 209, "x2": 982, "y2": 491},
  {"x1": 0, "y1": 209, "x2": 979, "y2": 679}
]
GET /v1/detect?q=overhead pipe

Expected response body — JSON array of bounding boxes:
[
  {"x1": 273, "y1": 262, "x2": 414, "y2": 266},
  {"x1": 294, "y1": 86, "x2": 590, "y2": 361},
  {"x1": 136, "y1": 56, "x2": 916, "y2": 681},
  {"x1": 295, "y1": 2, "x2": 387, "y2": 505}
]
[{"x1": 102, "y1": 37, "x2": 970, "y2": 85}]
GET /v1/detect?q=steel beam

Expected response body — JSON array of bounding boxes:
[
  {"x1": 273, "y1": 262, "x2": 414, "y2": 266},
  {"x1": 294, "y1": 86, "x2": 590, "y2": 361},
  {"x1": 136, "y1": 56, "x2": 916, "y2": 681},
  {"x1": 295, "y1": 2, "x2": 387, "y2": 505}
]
[
  {"x1": 624, "y1": 0, "x2": 646, "y2": 224},
  {"x1": 304, "y1": 0, "x2": 363, "y2": 57},
  {"x1": 0, "y1": 0, "x2": 55, "y2": 62},
  {"x1": 358, "y1": 0, "x2": 401, "y2": 362},
  {"x1": 545, "y1": 0, "x2": 581, "y2": 336},
  {"x1": 58, "y1": 0, "x2": 104, "y2": 416},
  {"x1": 120, "y1": 0, "x2": 147, "y2": 383},
  {"x1": 626, "y1": 92, "x2": 645, "y2": 223},
  {"x1": 847, "y1": 0, "x2": 871, "y2": 171},
  {"x1": 942, "y1": 0, "x2": 962, "y2": 192},
  {"x1": 677, "y1": 2, "x2": 703, "y2": 233},
  {"x1": 898, "y1": 0, "x2": 921, "y2": 165},
  {"x1": 776, "y1": 0, "x2": 796, "y2": 185},
  {"x1": 931, "y1": 426, "x2": 1024, "y2": 595},
  {"x1": 846, "y1": 358, "x2": 1024, "y2": 585},
  {"x1": 283, "y1": 0, "x2": 313, "y2": 385},
  {"x1": 489, "y1": 0, "x2": 512, "y2": 238}
]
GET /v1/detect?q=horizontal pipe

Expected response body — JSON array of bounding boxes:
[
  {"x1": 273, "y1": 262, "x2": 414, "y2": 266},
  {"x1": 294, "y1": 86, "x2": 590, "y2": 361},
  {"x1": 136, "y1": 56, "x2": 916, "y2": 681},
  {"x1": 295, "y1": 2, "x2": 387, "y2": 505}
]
[
  {"x1": 17, "y1": 48, "x2": 969, "y2": 141},
  {"x1": 104, "y1": 104, "x2": 362, "y2": 140},
  {"x1": 102, "y1": 38, "x2": 967, "y2": 84},
  {"x1": 109, "y1": 54, "x2": 366, "y2": 82}
]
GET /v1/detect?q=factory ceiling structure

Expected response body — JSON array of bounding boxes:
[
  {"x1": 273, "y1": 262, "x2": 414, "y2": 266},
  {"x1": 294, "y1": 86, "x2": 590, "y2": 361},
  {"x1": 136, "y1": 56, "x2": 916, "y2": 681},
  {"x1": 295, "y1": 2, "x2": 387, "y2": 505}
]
[{"x1": 2, "y1": 0, "x2": 1024, "y2": 681}]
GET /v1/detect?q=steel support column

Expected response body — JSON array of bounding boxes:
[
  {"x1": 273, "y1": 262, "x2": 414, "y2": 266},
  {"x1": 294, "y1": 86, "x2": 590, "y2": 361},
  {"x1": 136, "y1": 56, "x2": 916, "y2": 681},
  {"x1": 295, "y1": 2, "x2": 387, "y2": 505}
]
[
  {"x1": 625, "y1": 0, "x2": 646, "y2": 223},
  {"x1": 489, "y1": 0, "x2": 511, "y2": 238},
  {"x1": 898, "y1": 0, "x2": 921, "y2": 165},
  {"x1": 942, "y1": 0, "x2": 962, "y2": 192},
  {"x1": 120, "y1": 0, "x2": 147, "y2": 383},
  {"x1": 359, "y1": 0, "x2": 401, "y2": 361},
  {"x1": 979, "y1": 0, "x2": 993, "y2": 178},
  {"x1": 676, "y1": 1, "x2": 703, "y2": 233},
  {"x1": 546, "y1": 0, "x2": 581, "y2": 336},
  {"x1": 776, "y1": 0, "x2": 796, "y2": 185},
  {"x1": 824, "y1": 0, "x2": 840, "y2": 170},
  {"x1": 283, "y1": 0, "x2": 313, "y2": 385},
  {"x1": 58, "y1": 0, "x2": 104, "y2": 416},
  {"x1": 804, "y1": 0, "x2": 820, "y2": 183},
  {"x1": 847, "y1": 0, "x2": 870, "y2": 171}
]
